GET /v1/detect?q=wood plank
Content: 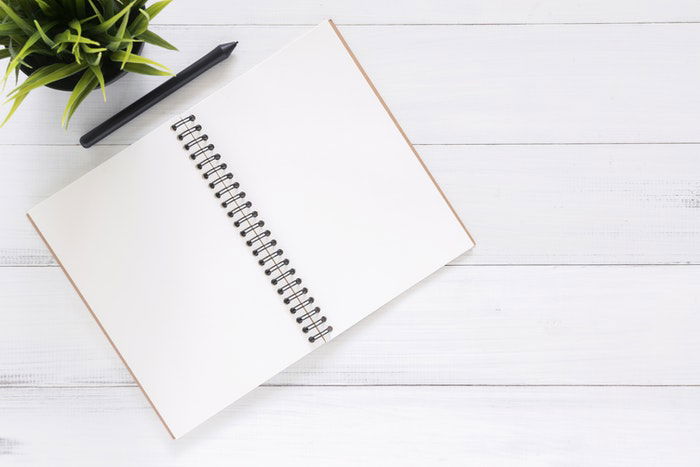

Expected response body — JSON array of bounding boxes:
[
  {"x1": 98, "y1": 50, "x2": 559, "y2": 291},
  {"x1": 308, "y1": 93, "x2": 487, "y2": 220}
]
[
  {"x1": 1, "y1": 24, "x2": 699, "y2": 145},
  {"x1": 1, "y1": 386, "x2": 699, "y2": 465},
  {"x1": 3, "y1": 144, "x2": 699, "y2": 266},
  {"x1": 152, "y1": 0, "x2": 700, "y2": 25},
  {"x1": 2, "y1": 265, "x2": 700, "y2": 387},
  {"x1": 441, "y1": 144, "x2": 700, "y2": 265}
]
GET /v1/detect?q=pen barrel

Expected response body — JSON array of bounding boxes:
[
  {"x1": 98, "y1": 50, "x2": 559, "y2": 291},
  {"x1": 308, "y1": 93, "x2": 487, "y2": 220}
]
[{"x1": 80, "y1": 47, "x2": 230, "y2": 148}]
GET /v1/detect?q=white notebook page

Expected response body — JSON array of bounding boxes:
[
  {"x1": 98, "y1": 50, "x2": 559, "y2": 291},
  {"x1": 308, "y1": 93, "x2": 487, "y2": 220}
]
[
  {"x1": 28, "y1": 120, "x2": 316, "y2": 438},
  {"x1": 28, "y1": 20, "x2": 474, "y2": 439},
  {"x1": 189, "y1": 21, "x2": 473, "y2": 336}
]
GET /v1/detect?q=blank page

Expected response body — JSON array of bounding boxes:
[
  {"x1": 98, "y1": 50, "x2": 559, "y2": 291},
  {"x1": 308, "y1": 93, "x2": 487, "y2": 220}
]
[
  {"x1": 189, "y1": 20, "x2": 474, "y2": 337},
  {"x1": 28, "y1": 120, "x2": 316, "y2": 439}
]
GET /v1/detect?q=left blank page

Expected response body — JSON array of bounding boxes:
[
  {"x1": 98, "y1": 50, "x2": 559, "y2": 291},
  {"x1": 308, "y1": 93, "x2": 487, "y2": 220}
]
[{"x1": 27, "y1": 120, "x2": 313, "y2": 438}]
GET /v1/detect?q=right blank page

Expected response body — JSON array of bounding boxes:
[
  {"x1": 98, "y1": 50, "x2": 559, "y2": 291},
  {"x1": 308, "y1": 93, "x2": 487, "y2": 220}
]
[{"x1": 192, "y1": 20, "x2": 474, "y2": 336}]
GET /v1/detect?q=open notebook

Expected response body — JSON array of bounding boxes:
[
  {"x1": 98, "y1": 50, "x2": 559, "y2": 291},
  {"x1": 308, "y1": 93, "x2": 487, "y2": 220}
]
[{"x1": 28, "y1": 20, "x2": 474, "y2": 438}]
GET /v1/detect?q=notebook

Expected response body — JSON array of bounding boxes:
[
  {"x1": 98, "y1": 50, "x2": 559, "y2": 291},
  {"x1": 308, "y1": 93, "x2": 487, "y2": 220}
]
[{"x1": 27, "y1": 20, "x2": 474, "y2": 439}]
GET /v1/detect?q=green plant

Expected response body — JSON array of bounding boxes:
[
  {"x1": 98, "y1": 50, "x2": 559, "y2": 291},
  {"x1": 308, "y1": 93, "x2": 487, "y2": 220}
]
[{"x1": 0, "y1": 0, "x2": 176, "y2": 127}]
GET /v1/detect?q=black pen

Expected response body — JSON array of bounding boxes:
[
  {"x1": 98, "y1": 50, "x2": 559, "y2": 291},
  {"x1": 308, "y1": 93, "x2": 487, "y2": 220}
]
[{"x1": 80, "y1": 41, "x2": 238, "y2": 148}]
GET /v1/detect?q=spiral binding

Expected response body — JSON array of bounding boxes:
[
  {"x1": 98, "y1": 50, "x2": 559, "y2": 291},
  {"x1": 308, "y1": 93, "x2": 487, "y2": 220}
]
[{"x1": 171, "y1": 115, "x2": 333, "y2": 343}]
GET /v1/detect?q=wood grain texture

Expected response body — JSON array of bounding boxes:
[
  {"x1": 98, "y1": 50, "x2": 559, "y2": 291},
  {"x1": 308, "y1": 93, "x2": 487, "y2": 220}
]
[
  {"x1": 2, "y1": 386, "x2": 700, "y2": 465},
  {"x1": 3, "y1": 265, "x2": 700, "y2": 387},
  {"x1": 152, "y1": 0, "x2": 700, "y2": 24},
  {"x1": 2, "y1": 1, "x2": 700, "y2": 462},
  {"x1": 1, "y1": 24, "x2": 699, "y2": 145},
  {"x1": 2, "y1": 144, "x2": 699, "y2": 266}
]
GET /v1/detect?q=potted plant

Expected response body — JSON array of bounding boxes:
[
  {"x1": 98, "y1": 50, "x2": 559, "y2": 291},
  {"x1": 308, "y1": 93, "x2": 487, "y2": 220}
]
[{"x1": 0, "y1": 0, "x2": 176, "y2": 127}]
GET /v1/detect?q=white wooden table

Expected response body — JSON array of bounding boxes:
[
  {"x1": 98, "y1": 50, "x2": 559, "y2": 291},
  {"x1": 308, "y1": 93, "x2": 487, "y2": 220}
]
[{"x1": 2, "y1": 1, "x2": 700, "y2": 465}]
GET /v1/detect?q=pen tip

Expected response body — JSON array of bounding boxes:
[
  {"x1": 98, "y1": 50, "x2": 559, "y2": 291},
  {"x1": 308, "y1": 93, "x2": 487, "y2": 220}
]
[{"x1": 219, "y1": 41, "x2": 238, "y2": 56}]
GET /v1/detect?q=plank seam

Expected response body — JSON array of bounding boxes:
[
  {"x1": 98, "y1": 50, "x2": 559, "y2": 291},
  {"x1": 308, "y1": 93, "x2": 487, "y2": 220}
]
[{"x1": 2, "y1": 384, "x2": 700, "y2": 388}]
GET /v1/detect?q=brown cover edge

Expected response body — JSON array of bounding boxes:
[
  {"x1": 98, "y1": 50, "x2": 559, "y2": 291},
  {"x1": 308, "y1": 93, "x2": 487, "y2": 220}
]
[
  {"x1": 26, "y1": 212, "x2": 177, "y2": 440},
  {"x1": 327, "y1": 19, "x2": 475, "y2": 245}
]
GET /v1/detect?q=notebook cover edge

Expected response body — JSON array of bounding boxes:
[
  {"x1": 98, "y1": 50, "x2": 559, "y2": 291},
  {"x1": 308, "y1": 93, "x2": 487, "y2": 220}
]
[
  {"x1": 327, "y1": 19, "x2": 475, "y2": 247},
  {"x1": 26, "y1": 212, "x2": 177, "y2": 440}
]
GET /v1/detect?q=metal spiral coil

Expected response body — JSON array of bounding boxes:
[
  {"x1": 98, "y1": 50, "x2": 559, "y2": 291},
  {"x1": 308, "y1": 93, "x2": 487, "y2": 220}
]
[{"x1": 171, "y1": 114, "x2": 333, "y2": 343}]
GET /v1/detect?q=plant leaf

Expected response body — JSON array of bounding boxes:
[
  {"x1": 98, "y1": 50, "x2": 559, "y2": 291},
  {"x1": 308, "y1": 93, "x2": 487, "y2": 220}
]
[
  {"x1": 14, "y1": 0, "x2": 34, "y2": 16},
  {"x1": 110, "y1": 50, "x2": 170, "y2": 71},
  {"x1": 145, "y1": 0, "x2": 172, "y2": 21},
  {"x1": 119, "y1": 34, "x2": 132, "y2": 69},
  {"x1": 138, "y1": 29, "x2": 176, "y2": 51},
  {"x1": 89, "y1": 64, "x2": 105, "y2": 100},
  {"x1": 129, "y1": 8, "x2": 149, "y2": 36},
  {"x1": 83, "y1": 49, "x2": 101, "y2": 66},
  {"x1": 7, "y1": 62, "x2": 86, "y2": 99},
  {"x1": 80, "y1": 43, "x2": 106, "y2": 53},
  {"x1": 62, "y1": 69, "x2": 97, "y2": 127},
  {"x1": 34, "y1": 20, "x2": 56, "y2": 47},
  {"x1": 69, "y1": 20, "x2": 83, "y2": 63},
  {"x1": 69, "y1": 19, "x2": 82, "y2": 35},
  {"x1": 100, "y1": 0, "x2": 114, "y2": 18},
  {"x1": 133, "y1": 0, "x2": 148, "y2": 11},
  {"x1": 0, "y1": 48, "x2": 9, "y2": 59},
  {"x1": 114, "y1": 6, "x2": 129, "y2": 41},
  {"x1": 78, "y1": 13, "x2": 99, "y2": 23},
  {"x1": 86, "y1": 0, "x2": 103, "y2": 21},
  {"x1": 122, "y1": 62, "x2": 173, "y2": 76},
  {"x1": 0, "y1": 0, "x2": 34, "y2": 35},
  {"x1": 89, "y1": 0, "x2": 134, "y2": 34},
  {"x1": 53, "y1": 29, "x2": 100, "y2": 46},
  {"x1": 75, "y1": 0, "x2": 86, "y2": 18},
  {"x1": 0, "y1": 88, "x2": 28, "y2": 127},
  {"x1": 0, "y1": 22, "x2": 23, "y2": 35},
  {"x1": 3, "y1": 30, "x2": 41, "y2": 84},
  {"x1": 35, "y1": 0, "x2": 57, "y2": 16}
]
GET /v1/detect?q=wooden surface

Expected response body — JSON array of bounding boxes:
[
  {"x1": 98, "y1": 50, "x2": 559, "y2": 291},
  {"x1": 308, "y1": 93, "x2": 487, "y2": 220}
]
[{"x1": 2, "y1": 1, "x2": 699, "y2": 465}]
